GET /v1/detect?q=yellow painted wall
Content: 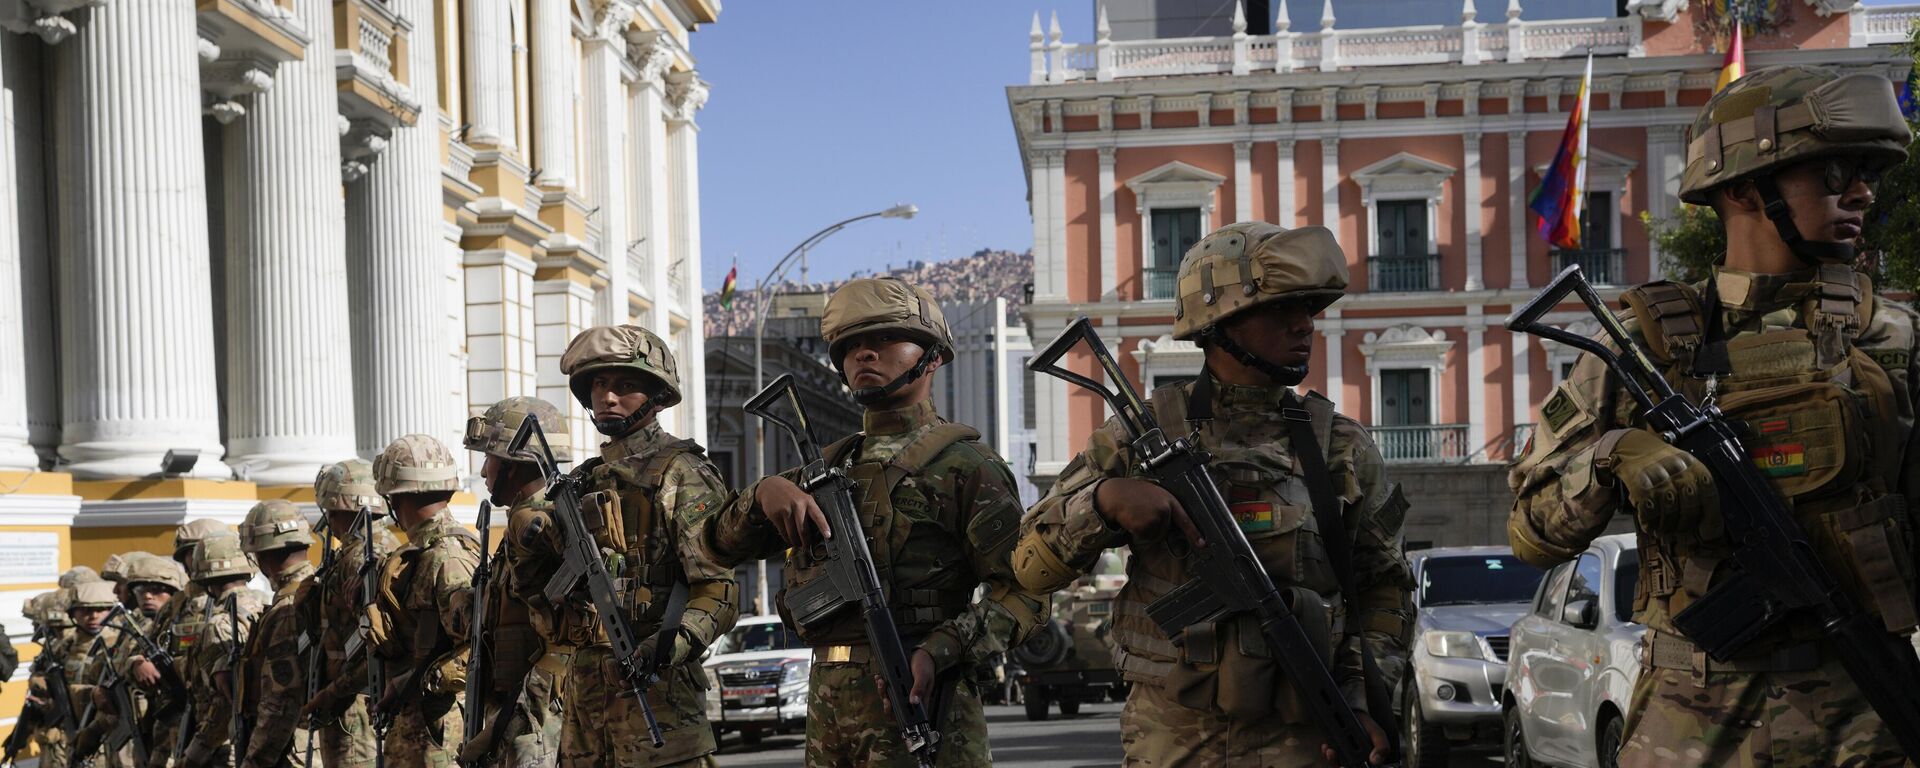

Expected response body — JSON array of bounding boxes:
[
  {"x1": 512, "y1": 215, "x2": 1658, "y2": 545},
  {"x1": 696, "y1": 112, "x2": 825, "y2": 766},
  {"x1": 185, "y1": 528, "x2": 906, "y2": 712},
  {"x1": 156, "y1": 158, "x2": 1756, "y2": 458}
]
[{"x1": 72, "y1": 527, "x2": 177, "y2": 571}]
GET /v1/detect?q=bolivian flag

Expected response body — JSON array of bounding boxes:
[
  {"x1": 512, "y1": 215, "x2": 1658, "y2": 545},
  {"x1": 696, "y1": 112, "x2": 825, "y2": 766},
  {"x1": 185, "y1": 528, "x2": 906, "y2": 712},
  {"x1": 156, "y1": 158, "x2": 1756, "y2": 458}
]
[
  {"x1": 1716, "y1": 20, "x2": 1745, "y2": 93},
  {"x1": 720, "y1": 263, "x2": 738, "y2": 309},
  {"x1": 1529, "y1": 54, "x2": 1593, "y2": 251}
]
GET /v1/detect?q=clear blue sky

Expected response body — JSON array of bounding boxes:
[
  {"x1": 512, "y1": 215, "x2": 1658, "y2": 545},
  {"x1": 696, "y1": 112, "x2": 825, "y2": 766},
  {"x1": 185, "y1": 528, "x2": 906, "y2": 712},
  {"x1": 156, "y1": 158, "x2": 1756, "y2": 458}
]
[{"x1": 693, "y1": 0, "x2": 1907, "y2": 291}]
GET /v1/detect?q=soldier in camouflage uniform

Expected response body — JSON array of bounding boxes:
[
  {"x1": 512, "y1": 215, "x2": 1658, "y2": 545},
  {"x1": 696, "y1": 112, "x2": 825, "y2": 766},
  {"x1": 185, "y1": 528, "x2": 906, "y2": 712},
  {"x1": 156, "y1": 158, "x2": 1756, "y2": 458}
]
[
  {"x1": 27, "y1": 589, "x2": 75, "y2": 768},
  {"x1": 114, "y1": 555, "x2": 184, "y2": 764},
  {"x1": 299, "y1": 459, "x2": 401, "y2": 768},
  {"x1": 179, "y1": 534, "x2": 268, "y2": 768},
  {"x1": 1016, "y1": 223, "x2": 1413, "y2": 767},
  {"x1": 236, "y1": 500, "x2": 317, "y2": 768},
  {"x1": 455, "y1": 396, "x2": 578, "y2": 768},
  {"x1": 700, "y1": 278, "x2": 1047, "y2": 767},
  {"x1": 368, "y1": 434, "x2": 480, "y2": 768},
  {"x1": 1507, "y1": 65, "x2": 1920, "y2": 767},
  {"x1": 72, "y1": 553, "x2": 155, "y2": 768},
  {"x1": 61, "y1": 583, "x2": 124, "y2": 766},
  {"x1": 523, "y1": 324, "x2": 737, "y2": 768},
  {"x1": 137, "y1": 520, "x2": 227, "y2": 768}
]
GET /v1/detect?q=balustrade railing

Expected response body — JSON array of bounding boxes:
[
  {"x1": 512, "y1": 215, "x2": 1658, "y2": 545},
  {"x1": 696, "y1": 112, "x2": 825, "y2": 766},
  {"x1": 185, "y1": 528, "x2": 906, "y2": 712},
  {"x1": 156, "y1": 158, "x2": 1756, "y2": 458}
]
[
  {"x1": 1143, "y1": 267, "x2": 1179, "y2": 300},
  {"x1": 1367, "y1": 254, "x2": 1441, "y2": 293},
  {"x1": 1551, "y1": 249, "x2": 1627, "y2": 287},
  {"x1": 1372, "y1": 424, "x2": 1470, "y2": 463}
]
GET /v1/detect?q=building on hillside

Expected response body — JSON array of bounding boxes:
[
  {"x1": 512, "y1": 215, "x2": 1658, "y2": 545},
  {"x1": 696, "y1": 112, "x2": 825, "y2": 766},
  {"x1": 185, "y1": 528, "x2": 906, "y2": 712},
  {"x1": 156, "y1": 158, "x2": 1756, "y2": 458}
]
[
  {"x1": 1008, "y1": 0, "x2": 1917, "y2": 547},
  {"x1": 933, "y1": 298, "x2": 1042, "y2": 507},
  {"x1": 0, "y1": 0, "x2": 717, "y2": 626}
]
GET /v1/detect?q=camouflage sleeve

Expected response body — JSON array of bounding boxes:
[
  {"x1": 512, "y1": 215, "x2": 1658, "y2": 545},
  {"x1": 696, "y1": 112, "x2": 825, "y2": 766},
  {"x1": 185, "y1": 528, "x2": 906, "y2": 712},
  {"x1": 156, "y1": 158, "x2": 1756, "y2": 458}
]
[
  {"x1": 1507, "y1": 350, "x2": 1632, "y2": 569},
  {"x1": 917, "y1": 446, "x2": 1050, "y2": 675},
  {"x1": 422, "y1": 538, "x2": 477, "y2": 641},
  {"x1": 1013, "y1": 416, "x2": 1133, "y2": 593},
  {"x1": 696, "y1": 467, "x2": 805, "y2": 568},
  {"x1": 183, "y1": 617, "x2": 242, "y2": 765},
  {"x1": 241, "y1": 607, "x2": 304, "y2": 768},
  {"x1": 663, "y1": 454, "x2": 742, "y2": 654},
  {"x1": 1328, "y1": 418, "x2": 1415, "y2": 713}
]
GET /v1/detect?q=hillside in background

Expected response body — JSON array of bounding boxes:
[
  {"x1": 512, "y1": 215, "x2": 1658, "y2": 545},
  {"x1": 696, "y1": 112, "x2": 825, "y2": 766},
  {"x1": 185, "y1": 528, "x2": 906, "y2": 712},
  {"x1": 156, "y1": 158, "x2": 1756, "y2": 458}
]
[{"x1": 705, "y1": 249, "x2": 1030, "y2": 336}]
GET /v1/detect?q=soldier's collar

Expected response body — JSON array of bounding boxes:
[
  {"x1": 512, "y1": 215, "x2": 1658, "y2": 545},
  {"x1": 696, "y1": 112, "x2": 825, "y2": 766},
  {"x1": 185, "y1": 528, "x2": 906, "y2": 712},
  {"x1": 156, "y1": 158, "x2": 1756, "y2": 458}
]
[
  {"x1": 273, "y1": 561, "x2": 316, "y2": 591},
  {"x1": 1713, "y1": 266, "x2": 1820, "y2": 312},
  {"x1": 404, "y1": 508, "x2": 455, "y2": 540},
  {"x1": 863, "y1": 399, "x2": 940, "y2": 436},
  {"x1": 1213, "y1": 380, "x2": 1293, "y2": 410},
  {"x1": 602, "y1": 420, "x2": 668, "y2": 463}
]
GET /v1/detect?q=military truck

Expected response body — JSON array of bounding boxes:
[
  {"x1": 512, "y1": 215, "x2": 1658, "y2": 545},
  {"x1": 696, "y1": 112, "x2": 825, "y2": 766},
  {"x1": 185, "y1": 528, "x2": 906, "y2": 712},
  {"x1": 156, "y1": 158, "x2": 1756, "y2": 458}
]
[{"x1": 1012, "y1": 572, "x2": 1128, "y2": 720}]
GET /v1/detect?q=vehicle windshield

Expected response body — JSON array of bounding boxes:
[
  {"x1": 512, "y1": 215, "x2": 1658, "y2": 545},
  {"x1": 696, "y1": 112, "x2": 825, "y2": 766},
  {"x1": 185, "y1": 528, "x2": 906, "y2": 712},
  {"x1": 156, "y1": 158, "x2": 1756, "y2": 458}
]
[
  {"x1": 1614, "y1": 548, "x2": 1640, "y2": 623},
  {"x1": 709, "y1": 622, "x2": 803, "y2": 656},
  {"x1": 1419, "y1": 555, "x2": 1547, "y2": 607}
]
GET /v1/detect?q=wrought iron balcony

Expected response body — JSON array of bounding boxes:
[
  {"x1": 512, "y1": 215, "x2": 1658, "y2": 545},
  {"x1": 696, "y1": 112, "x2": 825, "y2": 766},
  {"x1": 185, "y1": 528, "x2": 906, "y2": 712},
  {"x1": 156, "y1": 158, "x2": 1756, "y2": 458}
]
[
  {"x1": 1371, "y1": 424, "x2": 1469, "y2": 463},
  {"x1": 1551, "y1": 248, "x2": 1627, "y2": 287},
  {"x1": 1367, "y1": 254, "x2": 1441, "y2": 293},
  {"x1": 1144, "y1": 267, "x2": 1179, "y2": 300}
]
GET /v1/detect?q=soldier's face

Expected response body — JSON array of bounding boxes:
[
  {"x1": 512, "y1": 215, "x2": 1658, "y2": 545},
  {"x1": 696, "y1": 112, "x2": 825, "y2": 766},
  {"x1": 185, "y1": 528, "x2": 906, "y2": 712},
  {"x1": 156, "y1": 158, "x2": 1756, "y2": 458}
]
[
  {"x1": 1764, "y1": 155, "x2": 1878, "y2": 242},
  {"x1": 1224, "y1": 302, "x2": 1317, "y2": 369},
  {"x1": 132, "y1": 584, "x2": 173, "y2": 615},
  {"x1": 590, "y1": 372, "x2": 656, "y2": 427},
  {"x1": 840, "y1": 330, "x2": 940, "y2": 391},
  {"x1": 255, "y1": 546, "x2": 306, "y2": 579},
  {"x1": 71, "y1": 607, "x2": 107, "y2": 634},
  {"x1": 480, "y1": 454, "x2": 534, "y2": 505}
]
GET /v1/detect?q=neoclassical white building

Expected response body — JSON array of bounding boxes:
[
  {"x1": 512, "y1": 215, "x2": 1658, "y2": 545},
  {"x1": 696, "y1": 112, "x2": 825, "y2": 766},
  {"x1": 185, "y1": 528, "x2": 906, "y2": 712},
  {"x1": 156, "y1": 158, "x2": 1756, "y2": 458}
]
[{"x1": 0, "y1": 0, "x2": 716, "y2": 614}]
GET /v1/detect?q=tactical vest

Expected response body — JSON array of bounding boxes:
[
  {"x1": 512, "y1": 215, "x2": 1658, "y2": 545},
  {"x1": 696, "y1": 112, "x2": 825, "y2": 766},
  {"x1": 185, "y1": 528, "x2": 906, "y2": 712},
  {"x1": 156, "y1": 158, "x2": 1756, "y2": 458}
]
[
  {"x1": 776, "y1": 423, "x2": 982, "y2": 646},
  {"x1": 1107, "y1": 382, "x2": 1349, "y2": 724},
  {"x1": 486, "y1": 544, "x2": 542, "y2": 692},
  {"x1": 372, "y1": 522, "x2": 480, "y2": 695},
  {"x1": 1619, "y1": 266, "x2": 1920, "y2": 643},
  {"x1": 562, "y1": 440, "x2": 703, "y2": 645}
]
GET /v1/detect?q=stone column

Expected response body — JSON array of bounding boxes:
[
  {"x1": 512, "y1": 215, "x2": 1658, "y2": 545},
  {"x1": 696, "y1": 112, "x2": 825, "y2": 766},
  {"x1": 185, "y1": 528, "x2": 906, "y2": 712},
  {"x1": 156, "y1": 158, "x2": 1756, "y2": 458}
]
[
  {"x1": 0, "y1": 30, "x2": 38, "y2": 470},
  {"x1": 1323, "y1": 318, "x2": 1345, "y2": 408},
  {"x1": 1096, "y1": 146, "x2": 1116, "y2": 300},
  {"x1": 462, "y1": 0, "x2": 515, "y2": 150},
  {"x1": 346, "y1": 0, "x2": 446, "y2": 456},
  {"x1": 666, "y1": 70, "x2": 708, "y2": 446},
  {"x1": 3, "y1": 33, "x2": 57, "y2": 465},
  {"x1": 627, "y1": 30, "x2": 672, "y2": 342},
  {"x1": 582, "y1": 6, "x2": 631, "y2": 325},
  {"x1": 1029, "y1": 150, "x2": 1057, "y2": 299},
  {"x1": 1233, "y1": 140, "x2": 1252, "y2": 223},
  {"x1": 1466, "y1": 306, "x2": 1486, "y2": 457},
  {"x1": 221, "y1": 0, "x2": 357, "y2": 485},
  {"x1": 532, "y1": 0, "x2": 574, "y2": 188},
  {"x1": 1320, "y1": 137, "x2": 1340, "y2": 234},
  {"x1": 50, "y1": 0, "x2": 230, "y2": 479},
  {"x1": 1507, "y1": 79, "x2": 1530, "y2": 289},
  {"x1": 1275, "y1": 139, "x2": 1296, "y2": 227},
  {"x1": 1463, "y1": 130, "x2": 1484, "y2": 291}
]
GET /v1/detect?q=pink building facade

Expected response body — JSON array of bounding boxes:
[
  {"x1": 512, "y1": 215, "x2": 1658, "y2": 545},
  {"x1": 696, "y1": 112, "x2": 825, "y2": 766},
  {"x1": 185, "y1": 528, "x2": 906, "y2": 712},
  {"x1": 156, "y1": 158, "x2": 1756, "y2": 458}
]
[{"x1": 1009, "y1": 1, "x2": 1918, "y2": 488}]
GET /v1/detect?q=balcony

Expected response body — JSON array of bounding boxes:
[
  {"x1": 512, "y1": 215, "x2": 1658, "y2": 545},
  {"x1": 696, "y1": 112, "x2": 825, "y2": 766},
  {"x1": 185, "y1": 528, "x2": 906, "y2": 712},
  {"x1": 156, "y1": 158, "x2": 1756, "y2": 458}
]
[
  {"x1": 1551, "y1": 248, "x2": 1626, "y2": 287},
  {"x1": 335, "y1": 0, "x2": 420, "y2": 129},
  {"x1": 1372, "y1": 424, "x2": 1469, "y2": 463},
  {"x1": 1144, "y1": 267, "x2": 1178, "y2": 300},
  {"x1": 1367, "y1": 254, "x2": 1440, "y2": 293}
]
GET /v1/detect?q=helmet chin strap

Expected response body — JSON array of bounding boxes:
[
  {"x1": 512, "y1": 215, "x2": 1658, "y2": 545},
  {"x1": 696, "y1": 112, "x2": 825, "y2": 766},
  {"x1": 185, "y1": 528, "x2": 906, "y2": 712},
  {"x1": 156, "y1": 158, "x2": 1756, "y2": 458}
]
[
  {"x1": 593, "y1": 404, "x2": 660, "y2": 437},
  {"x1": 1205, "y1": 325, "x2": 1309, "y2": 387},
  {"x1": 1755, "y1": 176, "x2": 1856, "y2": 266},
  {"x1": 847, "y1": 352, "x2": 938, "y2": 406}
]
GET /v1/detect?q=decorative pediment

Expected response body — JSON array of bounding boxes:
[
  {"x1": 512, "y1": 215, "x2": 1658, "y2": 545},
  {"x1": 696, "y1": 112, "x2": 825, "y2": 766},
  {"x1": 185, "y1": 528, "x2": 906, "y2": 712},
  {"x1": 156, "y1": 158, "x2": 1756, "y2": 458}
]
[
  {"x1": 1359, "y1": 324, "x2": 1453, "y2": 366},
  {"x1": 1533, "y1": 148, "x2": 1638, "y2": 190},
  {"x1": 1351, "y1": 152, "x2": 1456, "y2": 198},
  {"x1": 1125, "y1": 161, "x2": 1227, "y2": 214}
]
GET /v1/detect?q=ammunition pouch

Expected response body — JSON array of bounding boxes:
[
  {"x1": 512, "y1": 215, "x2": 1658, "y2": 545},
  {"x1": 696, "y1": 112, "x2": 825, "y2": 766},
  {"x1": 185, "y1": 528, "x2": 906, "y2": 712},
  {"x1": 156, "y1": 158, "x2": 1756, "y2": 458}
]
[{"x1": 1165, "y1": 586, "x2": 1335, "y2": 723}]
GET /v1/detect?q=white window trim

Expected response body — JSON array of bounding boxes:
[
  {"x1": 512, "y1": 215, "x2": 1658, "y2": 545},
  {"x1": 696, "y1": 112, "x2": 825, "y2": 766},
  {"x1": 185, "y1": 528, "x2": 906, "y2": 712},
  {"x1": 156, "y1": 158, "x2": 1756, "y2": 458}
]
[
  {"x1": 1132, "y1": 334, "x2": 1204, "y2": 389},
  {"x1": 1359, "y1": 324, "x2": 1453, "y2": 426},
  {"x1": 1352, "y1": 152, "x2": 1456, "y2": 258},
  {"x1": 1126, "y1": 161, "x2": 1226, "y2": 286}
]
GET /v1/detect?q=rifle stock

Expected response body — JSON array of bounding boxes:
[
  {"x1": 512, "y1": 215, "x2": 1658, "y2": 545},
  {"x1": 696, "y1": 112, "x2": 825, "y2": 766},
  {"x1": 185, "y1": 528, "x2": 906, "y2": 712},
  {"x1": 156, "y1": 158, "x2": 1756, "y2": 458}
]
[{"x1": 1507, "y1": 265, "x2": 1920, "y2": 760}]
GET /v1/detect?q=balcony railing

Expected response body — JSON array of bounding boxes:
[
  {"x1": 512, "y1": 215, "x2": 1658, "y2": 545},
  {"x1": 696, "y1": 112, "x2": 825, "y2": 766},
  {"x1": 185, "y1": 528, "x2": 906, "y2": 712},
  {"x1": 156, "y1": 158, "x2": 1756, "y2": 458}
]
[
  {"x1": 1552, "y1": 248, "x2": 1626, "y2": 286},
  {"x1": 1371, "y1": 424, "x2": 1470, "y2": 464},
  {"x1": 1144, "y1": 266, "x2": 1179, "y2": 300},
  {"x1": 1368, "y1": 254, "x2": 1440, "y2": 292}
]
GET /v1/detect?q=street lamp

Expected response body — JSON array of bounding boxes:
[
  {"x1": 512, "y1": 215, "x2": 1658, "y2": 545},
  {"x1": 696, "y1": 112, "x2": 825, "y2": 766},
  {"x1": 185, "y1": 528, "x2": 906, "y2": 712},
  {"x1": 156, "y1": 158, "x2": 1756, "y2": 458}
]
[{"x1": 747, "y1": 203, "x2": 916, "y2": 613}]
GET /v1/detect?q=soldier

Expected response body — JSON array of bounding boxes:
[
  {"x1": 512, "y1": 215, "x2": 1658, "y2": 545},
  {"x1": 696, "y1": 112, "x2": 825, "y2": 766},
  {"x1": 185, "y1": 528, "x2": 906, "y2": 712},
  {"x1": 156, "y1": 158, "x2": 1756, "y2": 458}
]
[
  {"x1": 26, "y1": 589, "x2": 75, "y2": 768},
  {"x1": 523, "y1": 324, "x2": 738, "y2": 768},
  {"x1": 1015, "y1": 223, "x2": 1413, "y2": 766},
  {"x1": 137, "y1": 519, "x2": 228, "y2": 768},
  {"x1": 178, "y1": 534, "x2": 268, "y2": 768},
  {"x1": 1507, "y1": 65, "x2": 1920, "y2": 767},
  {"x1": 455, "y1": 396, "x2": 575, "y2": 768},
  {"x1": 700, "y1": 278, "x2": 1047, "y2": 767},
  {"x1": 299, "y1": 459, "x2": 401, "y2": 768},
  {"x1": 73, "y1": 554, "x2": 149, "y2": 768},
  {"x1": 60, "y1": 566, "x2": 101, "y2": 589},
  {"x1": 57, "y1": 583, "x2": 122, "y2": 768},
  {"x1": 367, "y1": 434, "x2": 479, "y2": 768},
  {"x1": 236, "y1": 500, "x2": 317, "y2": 768}
]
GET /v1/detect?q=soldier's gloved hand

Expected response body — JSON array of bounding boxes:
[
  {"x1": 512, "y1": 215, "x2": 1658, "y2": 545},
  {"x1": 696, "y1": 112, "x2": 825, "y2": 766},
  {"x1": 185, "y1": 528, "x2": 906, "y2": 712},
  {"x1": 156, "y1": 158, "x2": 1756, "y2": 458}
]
[
  {"x1": 1602, "y1": 429, "x2": 1718, "y2": 532},
  {"x1": 1093, "y1": 478, "x2": 1205, "y2": 548},
  {"x1": 637, "y1": 630, "x2": 696, "y2": 667},
  {"x1": 756, "y1": 476, "x2": 831, "y2": 546},
  {"x1": 1319, "y1": 712, "x2": 1390, "y2": 766}
]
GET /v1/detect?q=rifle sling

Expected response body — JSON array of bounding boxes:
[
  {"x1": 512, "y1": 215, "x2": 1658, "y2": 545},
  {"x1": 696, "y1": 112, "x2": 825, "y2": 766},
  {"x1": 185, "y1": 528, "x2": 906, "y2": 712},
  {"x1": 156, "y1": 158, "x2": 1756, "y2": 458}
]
[{"x1": 1281, "y1": 394, "x2": 1400, "y2": 753}]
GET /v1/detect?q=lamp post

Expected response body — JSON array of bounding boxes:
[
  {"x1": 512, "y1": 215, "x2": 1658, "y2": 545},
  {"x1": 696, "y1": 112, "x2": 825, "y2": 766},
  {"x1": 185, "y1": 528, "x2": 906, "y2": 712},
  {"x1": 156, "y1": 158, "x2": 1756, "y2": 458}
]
[{"x1": 747, "y1": 203, "x2": 916, "y2": 614}]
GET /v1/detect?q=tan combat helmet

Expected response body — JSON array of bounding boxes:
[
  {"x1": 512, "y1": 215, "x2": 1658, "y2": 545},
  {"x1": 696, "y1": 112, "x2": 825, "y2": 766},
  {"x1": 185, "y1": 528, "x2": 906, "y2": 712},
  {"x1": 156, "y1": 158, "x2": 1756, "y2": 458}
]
[
  {"x1": 240, "y1": 499, "x2": 315, "y2": 554},
  {"x1": 560, "y1": 325, "x2": 684, "y2": 409},
  {"x1": 373, "y1": 434, "x2": 462, "y2": 496},
  {"x1": 465, "y1": 396, "x2": 571, "y2": 464},
  {"x1": 820, "y1": 277, "x2": 955, "y2": 404},
  {"x1": 68, "y1": 581, "x2": 118, "y2": 611},
  {"x1": 101, "y1": 554, "x2": 131, "y2": 584},
  {"x1": 1680, "y1": 66, "x2": 1911, "y2": 264},
  {"x1": 58, "y1": 566, "x2": 100, "y2": 588},
  {"x1": 29, "y1": 590, "x2": 70, "y2": 630},
  {"x1": 1173, "y1": 222, "x2": 1348, "y2": 342},
  {"x1": 189, "y1": 534, "x2": 253, "y2": 584},
  {"x1": 173, "y1": 519, "x2": 229, "y2": 563},
  {"x1": 315, "y1": 458, "x2": 388, "y2": 517},
  {"x1": 125, "y1": 554, "x2": 187, "y2": 592}
]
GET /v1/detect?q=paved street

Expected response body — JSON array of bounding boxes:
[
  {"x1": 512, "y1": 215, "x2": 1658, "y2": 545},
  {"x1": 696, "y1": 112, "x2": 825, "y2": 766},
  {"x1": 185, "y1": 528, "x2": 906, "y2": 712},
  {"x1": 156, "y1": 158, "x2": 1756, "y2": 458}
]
[{"x1": 711, "y1": 702, "x2": 1505, "y2": 766}]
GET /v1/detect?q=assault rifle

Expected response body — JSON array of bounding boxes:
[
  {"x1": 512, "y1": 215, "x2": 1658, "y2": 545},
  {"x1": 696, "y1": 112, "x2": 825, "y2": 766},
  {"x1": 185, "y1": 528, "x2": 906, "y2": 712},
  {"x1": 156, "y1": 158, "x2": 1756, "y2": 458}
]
[
  {"x1": 303, "y1": 517, "x2": 333, "y2": 768},
  {"x1": 350, "y1": 506, "x2": 387, "y2": 768},
  {"x1": 1029, "y1": 318, "x2": 1387, "y2": 768},
  {"x1": 459, "y1": 500, "x2": 500, "y2": 768},
  {"x1": 1507, "y1": 265, "x2": 1920, "y2": 760},
  {"x1": 507, "y1": 417, "x2": 676, "y2": 747},
  {"x1": 227, "y1": 593, "x2": 249, "y2": 765},
  {"x1": 109, "y1": 609, "x2": 188, "y2": 737},
  {"x1": 746, "y1": 373, "x2": 939, "y2": 768}
]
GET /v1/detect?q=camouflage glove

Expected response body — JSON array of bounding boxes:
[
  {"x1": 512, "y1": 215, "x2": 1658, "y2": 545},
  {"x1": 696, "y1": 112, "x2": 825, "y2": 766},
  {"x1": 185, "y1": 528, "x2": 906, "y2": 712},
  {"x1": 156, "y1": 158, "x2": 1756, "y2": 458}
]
[
  {"x1": 638, "y1": 628, "x2": 698, "y2": 667},
  {"x1": 1599, "y1": 429, "x2": 1718, "y2": 533}
]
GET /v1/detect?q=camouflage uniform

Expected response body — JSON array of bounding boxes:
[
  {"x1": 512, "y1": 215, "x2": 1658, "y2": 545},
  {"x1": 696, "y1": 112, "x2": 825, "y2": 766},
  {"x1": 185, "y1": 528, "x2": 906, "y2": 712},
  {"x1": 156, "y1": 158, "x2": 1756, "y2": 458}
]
[
  {"x1": 63, "y1": 583, "x2": 126, "y2": 767},
  {"x1": 180, "y1": 536, "x2": 269, "y2": 768},
  {"x1": 303, "y1": 460, "x2": 401, "y2": 768},
  {"x1": 700, "y1": 279, "x2": 1047, "y2": 768},
  {"x1": 534, "y1": 325, "x2": 739, "y2": 768},
  {"x1": 369, "y1": 435, "x2": 479, "y2": 768},
  {"x1": 1016, "y1": 223, "x2": 1414, "y2": 767},
  {"x1": 1507, "y1": 66, "x2": 1919, "y2": 767},
  {"x1": 27, "y1": 591, "x2": 76, "y2": 768},
  {"x1": 144, "y1": 520, "x2": 226, "y2": 768},
  {"x1": 237, "y1": 500, "x2": 319, "y2": 768},
  {"x1": 458, "y1": 398, "x2": 574, "y2": 768},
  {"x1": 72, "y1": 561, "x2": 145, "y2": 768}
]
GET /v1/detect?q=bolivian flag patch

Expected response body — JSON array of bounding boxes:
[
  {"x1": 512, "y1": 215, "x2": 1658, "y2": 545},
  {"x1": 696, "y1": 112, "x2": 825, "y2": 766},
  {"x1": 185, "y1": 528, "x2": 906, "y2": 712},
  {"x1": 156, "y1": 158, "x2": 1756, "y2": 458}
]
[
  {"x1": 1230, "y1": 502, "x2": 1275, "y2": 533},
  {"x1": 1751, "y1": 442, "x2": 1807, "y2": 478}
]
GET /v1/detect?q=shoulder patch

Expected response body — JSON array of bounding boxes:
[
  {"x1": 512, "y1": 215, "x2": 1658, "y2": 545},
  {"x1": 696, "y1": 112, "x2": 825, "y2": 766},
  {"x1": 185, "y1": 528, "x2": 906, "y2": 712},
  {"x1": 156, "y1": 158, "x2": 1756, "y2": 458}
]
[
  {"x1": 1868, "y1": 348, "x2": 1912, "y2": 371},
  {"x1": 1541, "y1": 387, "x2": 1586, "y2": 437}
]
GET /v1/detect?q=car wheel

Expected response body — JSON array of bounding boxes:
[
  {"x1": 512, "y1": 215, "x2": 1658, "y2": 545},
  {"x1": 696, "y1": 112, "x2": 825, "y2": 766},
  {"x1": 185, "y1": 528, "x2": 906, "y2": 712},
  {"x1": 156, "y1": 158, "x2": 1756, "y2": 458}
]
[
  {"x1": 1023, "y1": 686, "x2": 1051, "y2": 721},
  {"x1": 1403, "y1": 687, "x2": 1449, "y2": 768},
  {"x1": 1504, "y1": 706, "x2": 1534, "y2": 768},
  {"x1": 740, "y1": 729, "x2": 764, "y2": 746},
  {"x1": 1598, "y1": 712, "x2": 1625, "y2": 768},
  {"x1": 1058, "y1": 697, "x2": 1081, "y2": 716}
]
